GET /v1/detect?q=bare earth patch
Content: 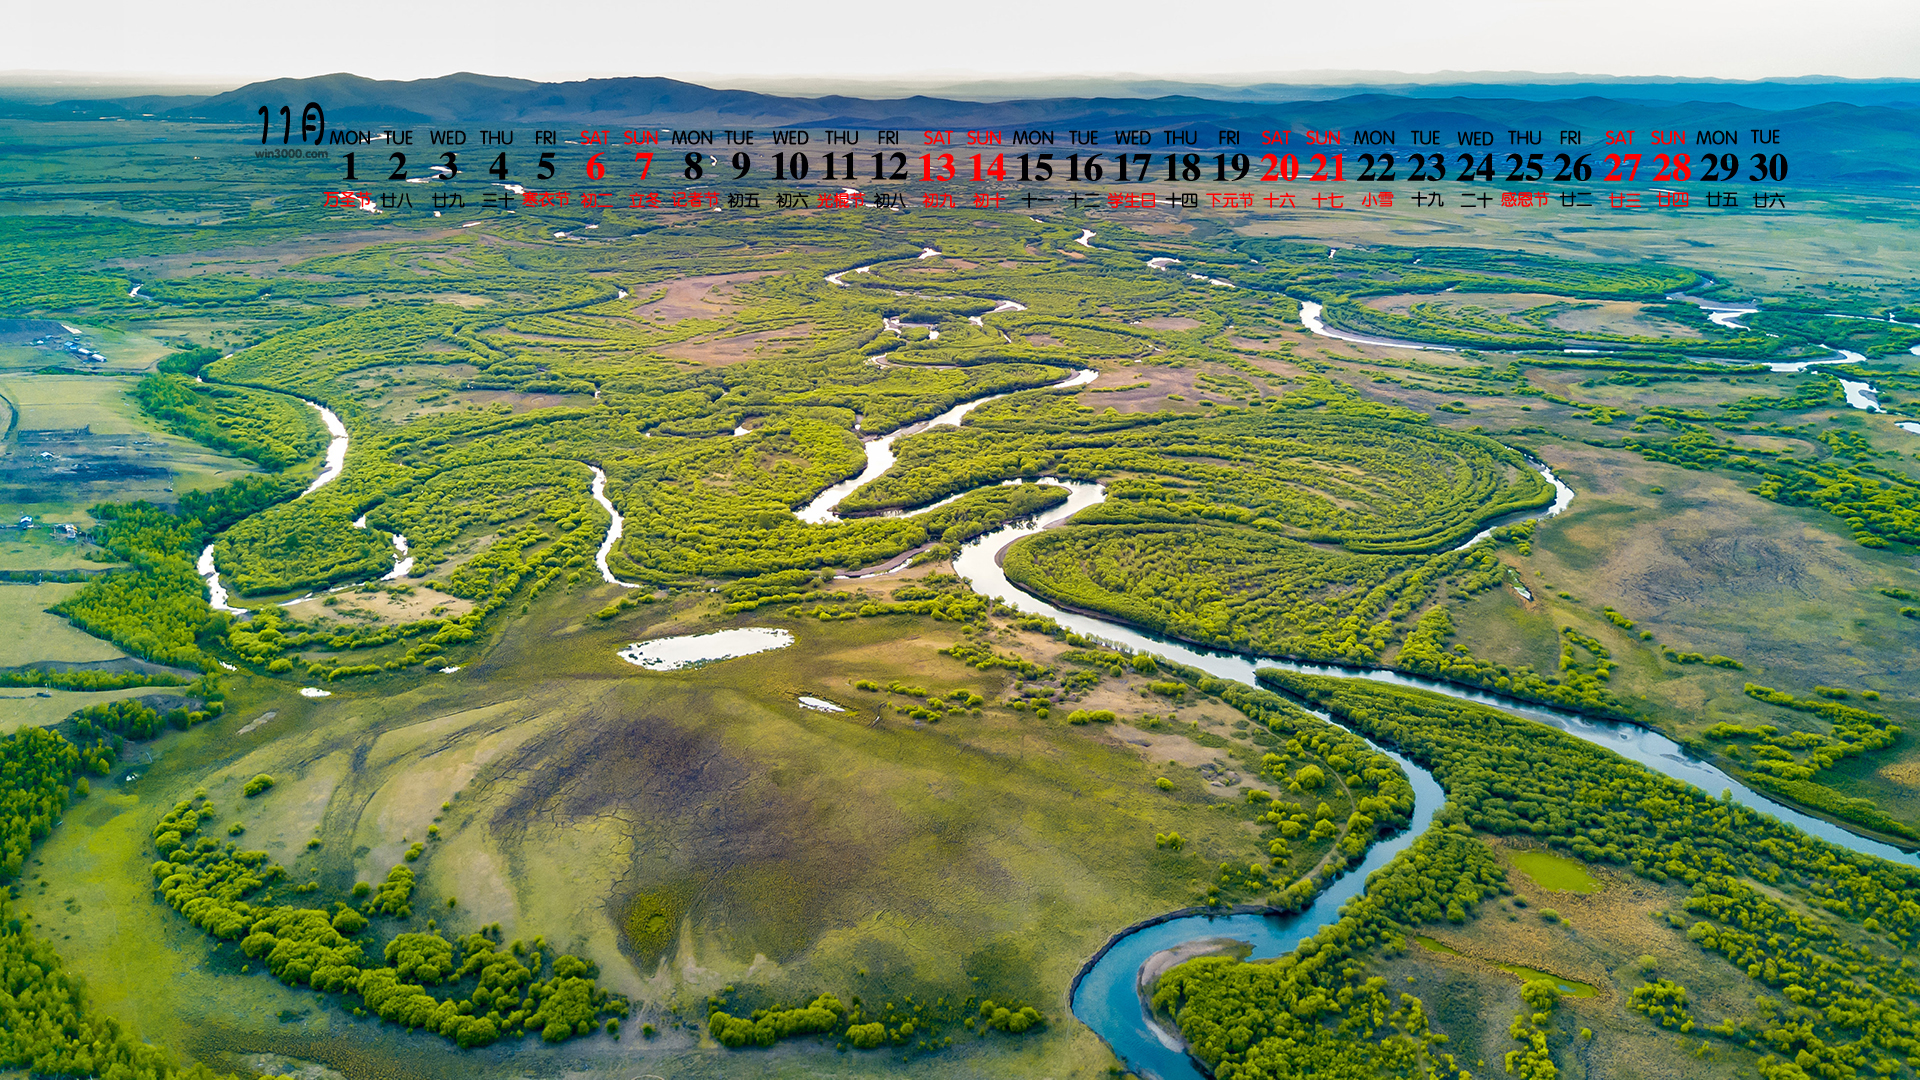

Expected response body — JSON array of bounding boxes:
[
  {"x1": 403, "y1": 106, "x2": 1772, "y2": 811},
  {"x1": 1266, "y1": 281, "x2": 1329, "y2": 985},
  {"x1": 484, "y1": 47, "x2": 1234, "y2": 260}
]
[{"x1": 633, "y1": 272, "x2": 776, "y2": 320}]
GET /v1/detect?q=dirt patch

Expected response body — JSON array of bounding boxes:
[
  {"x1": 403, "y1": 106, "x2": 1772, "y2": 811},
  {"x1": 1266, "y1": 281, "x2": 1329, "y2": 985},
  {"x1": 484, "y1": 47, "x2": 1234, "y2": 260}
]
[
  {"x1": 424, "y1": 293, "x2": 493, "y2": 308},
  {"x1": 1879, "y1": 760, "x2": 1920, "y2": 790},
  {"x1": 1724, "y1": 433, "x2": 1805, "y2": 453},
  {"x1": 1360, "y1": 292, "x2": 1703, "y2": 342},
  {"x1": 1105, "y1": 723, "x2": 1281, "y2": 799},
  {"x1": 632, "y1": 272, "x2": 776, "y2": 321},
  {"x1": 656, "y1": 324, "x2": 817, "y2": 366},
  {"x1": 1136, "y1": 317, "x2": 1202, "y2": 331},
  {"x1": 1082, "y1": 366, "x2": 1209, "y2": 413},
  {"x1": 289, "y1": 584, "x2": 474, "y2": 627}
]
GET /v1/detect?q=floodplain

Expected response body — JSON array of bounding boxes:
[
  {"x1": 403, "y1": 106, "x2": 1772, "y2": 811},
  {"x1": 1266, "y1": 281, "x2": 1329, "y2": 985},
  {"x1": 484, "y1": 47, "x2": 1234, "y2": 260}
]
[{"x1": 0, "y1": 109, "x2": 1916, "y2": 1080}]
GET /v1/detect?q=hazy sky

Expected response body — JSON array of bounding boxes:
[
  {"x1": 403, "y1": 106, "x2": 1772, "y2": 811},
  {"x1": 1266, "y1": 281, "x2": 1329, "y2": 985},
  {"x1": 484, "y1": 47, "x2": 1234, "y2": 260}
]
[{"x1": 6, "y1": 0, "x2": 1918, "y2": 88}]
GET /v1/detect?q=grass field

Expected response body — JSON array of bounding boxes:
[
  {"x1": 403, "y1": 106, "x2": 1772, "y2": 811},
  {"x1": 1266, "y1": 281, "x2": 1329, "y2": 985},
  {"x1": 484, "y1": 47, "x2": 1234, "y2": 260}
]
[
  {"x1": 17, "y1": 578, "x2": 1306, "y2": 1075},
  {"x1": 0, "y1": 685, "x2": 178, "y2": 734},
  {"x1": 1383, "y1": 835, "x2": 1759, "y2": 1080},
  {"x1": 0, "y1": 372, "x2": 262, "y2": 522},
  {"x1": 0, "y1": 528, "x2": 107, "y2": 569},
  {"x1": 0, "y1": 581, "x2": 129, "y2": 666},
  {"x1": 1508, "y1": 849, "x2": 1600, "y2": 894}
]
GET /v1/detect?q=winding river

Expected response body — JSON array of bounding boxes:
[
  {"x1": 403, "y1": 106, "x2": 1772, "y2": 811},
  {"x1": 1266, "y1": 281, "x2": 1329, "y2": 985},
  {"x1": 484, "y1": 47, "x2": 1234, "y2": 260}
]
[
  {"x1": 1303, "y1": 294, "x2": 1901, "y2": 420},
  {"x1": 1297, "y1": 300, "x2": 1458, "y2": 352},
  {"x1": 779, "y1": 276, "x2": 1915, "y2": 1075},
  {"x1": 588, "y1": 465, "x2": 640, "y2": 588},
  {"x1": 1659, "y1": 296, "x2": 1901, "y2": 413},
  {"x1": 805, "y1": 262, "x2": 1920, "y2": 1070},
  {"x1": 199, "y1": 398, "x2": 361, "y2": 611},
  {"x1": 301, "y1": 403, "x2": 350, "y2": 495},
  {"x1": 795, "y1": 369, "x2": 1096, "y2": 525},
  {"x1": 770, "y1": 305, "x2": 1920, "y2": 1076},
  {"x1": 944, "y1": 474, "x2": 1918, "y2": 1079}
]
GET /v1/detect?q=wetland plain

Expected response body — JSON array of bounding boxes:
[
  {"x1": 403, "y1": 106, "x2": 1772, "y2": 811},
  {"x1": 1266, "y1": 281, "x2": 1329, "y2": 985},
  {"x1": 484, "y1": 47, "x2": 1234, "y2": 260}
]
[{"x1": 0, "y1": 98, "x2": 1917, "y2": 1080}]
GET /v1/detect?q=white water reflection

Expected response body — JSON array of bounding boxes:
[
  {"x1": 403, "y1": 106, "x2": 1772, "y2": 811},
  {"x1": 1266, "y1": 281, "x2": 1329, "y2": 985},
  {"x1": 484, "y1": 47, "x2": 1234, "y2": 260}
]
[
  {"x1": 588, "y1": 466, "x2": 639, "y2": 588},
  {"x1": 796, "y1": 369, "x2": 1094, "y2": 525},
  {"x1": 1298, "y1": 300, "x2": 1458, "y2": 352},
  {"x1": 617, "y1": 627, "x2": 794, "y2": 671},
  {"x1": 302, "y1": 404, "x2": 350, "y2": 495},
  {"x1": 380, "y1": 533, "x2": 414, "y2": 581},
  {"x1": 1764, "y1": 349, "x2": 1865, "y2": 374},
  {"x1": 1838, "y1": 379, "x2": 1883, "y2": 412},
  {"x1": 353, "y1": 512, "x2": 413, "y2": 580},
  {"x1": 197, "y1": 543, "x2": 246, "y2": 614}
]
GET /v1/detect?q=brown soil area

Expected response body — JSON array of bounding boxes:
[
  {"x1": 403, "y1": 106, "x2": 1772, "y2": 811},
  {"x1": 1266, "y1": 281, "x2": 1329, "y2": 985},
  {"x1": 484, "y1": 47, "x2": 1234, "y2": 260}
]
[
  {"x1": 657, "y1": 325, "x2": 818, "y2": 366},
  {"x1": 290, "y1": 583, "x2": 475, "y2": 628},
  {"x1": 1084, "y1": 366, "x2": 1198, "y2": 412},
  {"x1": 632, "y1": 272, "x2": 776, "y2": 320}
]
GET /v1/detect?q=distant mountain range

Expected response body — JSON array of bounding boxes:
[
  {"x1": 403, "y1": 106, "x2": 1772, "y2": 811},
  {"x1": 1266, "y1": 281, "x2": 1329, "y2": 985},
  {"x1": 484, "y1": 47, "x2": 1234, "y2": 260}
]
[{"x1": 3, "y1": 72, "x2": 1914, "y2": 185}]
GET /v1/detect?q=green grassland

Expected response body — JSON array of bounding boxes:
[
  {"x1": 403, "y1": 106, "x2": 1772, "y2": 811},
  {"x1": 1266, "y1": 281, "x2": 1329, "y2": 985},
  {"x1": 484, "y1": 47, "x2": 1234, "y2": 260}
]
[
  {"x1": 19, "y1": 575, "x2": 1382, "y2": 1075},
  {"x1": 0, "y1": 582, "x2": 128, "y2": 667},
  {"x1": 0, "y1": 684, "x2": 182, "y2": 735},
  {"x1": 1, "y1": 112, "x2": 1918, "y2": 1079},
  {"x1": 0, "y1": 581, "x2": 198, "y2": 734},
  {"x1": 1507, "y1": 849, "x2": 1599, "y2": 894},
  {"x1": 1, "y1": 371, "x2": 266, "y2": 523},
  {"x1": 0, "y1": 528, "x2": 105, "y2": 570}
]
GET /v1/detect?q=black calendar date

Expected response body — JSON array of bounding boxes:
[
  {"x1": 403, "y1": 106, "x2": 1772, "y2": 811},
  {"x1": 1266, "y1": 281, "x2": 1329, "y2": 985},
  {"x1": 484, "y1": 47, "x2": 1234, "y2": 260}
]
[
  {"x1": 338, "y1": 149, "x2": 1792, "y2": 185},
  {"x1": 247, "y1": 100, "x2": 1794, "y2": 189}
]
